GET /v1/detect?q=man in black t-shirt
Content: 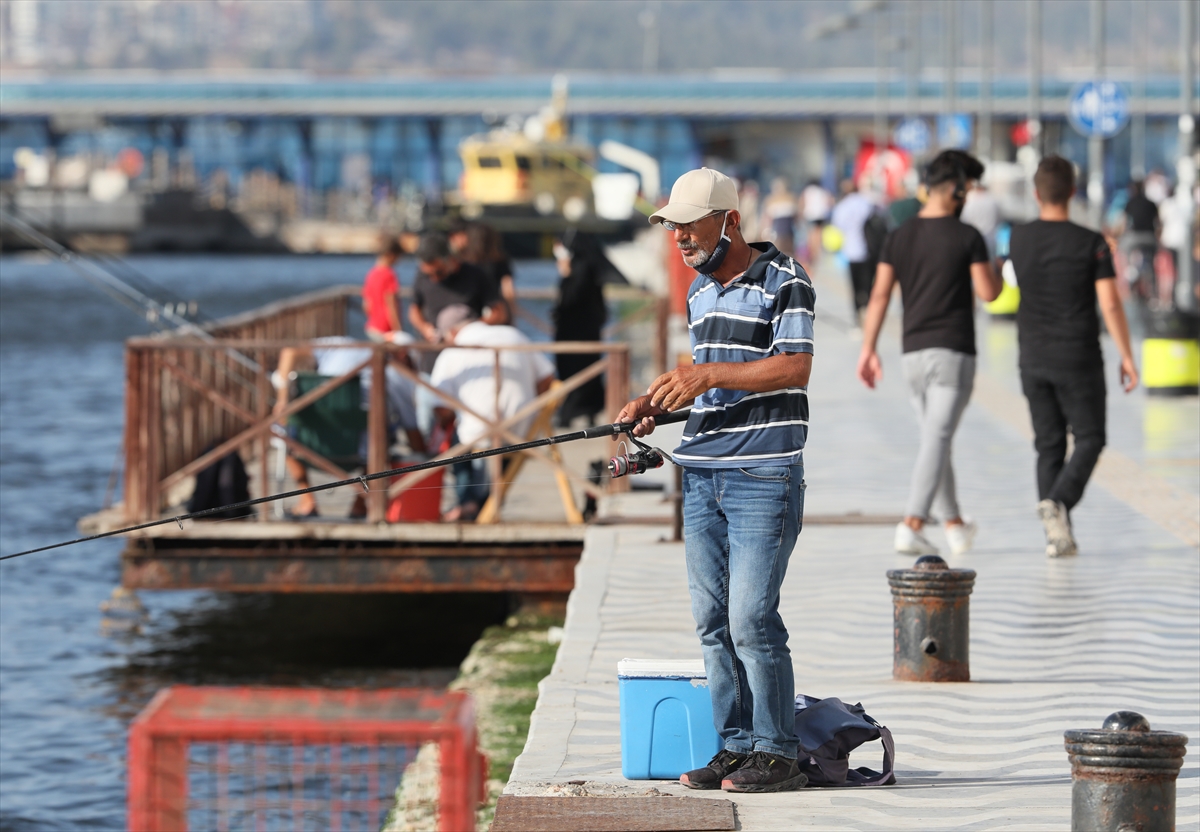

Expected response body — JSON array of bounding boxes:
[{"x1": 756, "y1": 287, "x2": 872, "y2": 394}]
[
  {"x1": 858, "y1": 150, "x2": 1003, "y2": 557},
  {"x1": 408, "y1": 232, "x2": 504, "y2": 371},
  {"x1": 1009, "y1": 156, "x2": 1138, "y2": 558},
  {"x1": 1122, "y1": 180, "x2": 1159, "y2": 236}
]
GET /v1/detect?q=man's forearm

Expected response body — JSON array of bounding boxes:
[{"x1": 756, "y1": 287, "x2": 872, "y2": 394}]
[
  {"x1": 700, "y1": 352, "x2": 812, "y2": 392},
  {"x1": 1100, "y1": 300, "x2": 1135, "y2": 361},
  {"x1": 860, "y1": 292, "x2": 888, "y2": 353},
  {"x1": 1097, "y1": 279, "x2": 1135, "y2": 361}
]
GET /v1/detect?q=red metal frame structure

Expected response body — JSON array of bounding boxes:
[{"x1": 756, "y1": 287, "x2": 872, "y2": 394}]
[{"x1": 128, "y1": 686, "x2": 484, "y2": 832}]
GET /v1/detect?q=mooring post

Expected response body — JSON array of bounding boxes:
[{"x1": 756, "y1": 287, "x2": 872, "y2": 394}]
[
  {"x1": 1064, "y1": 711, "x2": 1188, "y2": 832},
  {"x1": 886, "y1": 555, "x2": 975, "y2": 682}
]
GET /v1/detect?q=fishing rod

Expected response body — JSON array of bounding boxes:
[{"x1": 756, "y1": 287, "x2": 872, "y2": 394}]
[
  {"x1": 0, "y1": 208, "x2": 260, "y2": 376},
  {"x1": 1, "y1": 408, "x2": 691, "y2": 562}
]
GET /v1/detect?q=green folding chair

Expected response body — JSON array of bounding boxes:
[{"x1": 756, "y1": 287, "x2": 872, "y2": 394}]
[{"x1": 288, "y1": 372, "x2": 368, "y2": 471}]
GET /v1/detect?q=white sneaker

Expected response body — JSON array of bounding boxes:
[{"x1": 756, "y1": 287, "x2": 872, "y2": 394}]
[
  {"x1": 1037, "y1": 499, "x2": 1077, "y2": 557},
  {"x1": 895, "y1": 522, "x2": 939, "y2": 555},
  {"x1": 944, "y1": 520, "x2": 978, "y2": 556}
]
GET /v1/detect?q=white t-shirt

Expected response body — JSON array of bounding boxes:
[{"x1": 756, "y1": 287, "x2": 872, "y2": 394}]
[
  {"x1": 311, "y1": 336, "x2": 418, "y2": 430},
  {"x1": 801, "y1": 184, "x2": 834, "y2": 222},
  {"x1": 1158, "y1": 195, "x2": 1189, "y2": 252},
  {"x1": 430, "y1": 322, "x2": 554, "y2": 448}
]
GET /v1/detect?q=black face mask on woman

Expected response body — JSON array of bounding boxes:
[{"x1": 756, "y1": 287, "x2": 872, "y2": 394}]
[{"x1": 694, "y1": 211, "x2": 732, "y2": 275}]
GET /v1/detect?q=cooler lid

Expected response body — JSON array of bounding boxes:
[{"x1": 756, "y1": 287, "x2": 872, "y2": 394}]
[{"x1": 617, "y1": 658, "x2": 707, "y2": 678}]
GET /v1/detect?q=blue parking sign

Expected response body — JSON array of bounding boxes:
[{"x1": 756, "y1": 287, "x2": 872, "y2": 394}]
[
  {"x1": 937, "y1": 114, "x2": 973, "y2": 150},
  {"x1": 1068, "y1": 81, "x2": 1130, "y2": 139},
  {"x1": 893, "y1": 118, "x2": 931, "y2": 153}
]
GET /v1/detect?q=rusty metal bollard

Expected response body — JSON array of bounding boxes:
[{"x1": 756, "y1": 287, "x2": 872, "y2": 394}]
[
  {"x1": 1065, "y1": 711, "x2": 1188, "y2": 832},
  {"x1": 886, "y1": 554, "x2": 975, "y2": 682}
]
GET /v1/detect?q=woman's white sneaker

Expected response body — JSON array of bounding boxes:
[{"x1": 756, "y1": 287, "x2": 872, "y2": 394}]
[
  {"x1": 895, "y1": 522, "x2": 939, "y2": 555},
  {"x1": 944, "y1": 520, "x2": 978, "y2": 556}
]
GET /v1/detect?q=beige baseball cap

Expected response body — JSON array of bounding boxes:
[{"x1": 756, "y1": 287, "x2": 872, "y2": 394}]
[{"x1": 649, "y1": 167, "x2": 739, "y2": 225}]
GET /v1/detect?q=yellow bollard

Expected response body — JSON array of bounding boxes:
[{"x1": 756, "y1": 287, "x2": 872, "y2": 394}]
[{"x1": 1142, "y1": 338, "x2": 1200, "y2": 396}]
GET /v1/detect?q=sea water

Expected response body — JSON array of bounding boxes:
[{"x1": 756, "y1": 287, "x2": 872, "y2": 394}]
[{"x1": 0, "y1": 253, "x2": 559, "y2": 829}]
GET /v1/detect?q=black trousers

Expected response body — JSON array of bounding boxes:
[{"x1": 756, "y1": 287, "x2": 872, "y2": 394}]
[
  {"x1": 1019, "y1": 366, "x2": 1107, "y2": 511},
  {"x1": 848, "y1": 260, "x2": 875, "y2": 316}
]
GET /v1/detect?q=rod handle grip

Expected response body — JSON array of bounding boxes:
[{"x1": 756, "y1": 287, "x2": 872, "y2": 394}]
[
  {"x1": 580, "y1": 408, "x2": 692, "y2": 439},
  {"x1": 648, "y1": 408, "x2": 692, "y2": 426},
  {"x1": 610, "y1": 407, "x2": 692, "y2": 433}
]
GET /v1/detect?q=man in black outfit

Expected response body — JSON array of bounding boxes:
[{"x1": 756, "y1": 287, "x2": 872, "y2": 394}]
[
  {"x1": 1009, "y1": 156, "x2": 1139, "y2": 558},
  {"x1": 1123, "y1": 180, "x2": 1160, "y2": 239},
  {"x1": 1120, "y1": 180, "x2": 1161, "y2": 300}
]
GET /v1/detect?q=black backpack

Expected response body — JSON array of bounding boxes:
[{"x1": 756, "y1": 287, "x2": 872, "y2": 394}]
[
  {"x1": 794, "y1": 694, "x2": 896, "y2": 787},
  {"x1": 187, "y1": 449, "x2": 254, "y2": 520}
]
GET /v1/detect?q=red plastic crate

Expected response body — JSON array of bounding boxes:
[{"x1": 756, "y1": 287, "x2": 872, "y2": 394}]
[{"x1": 128, "y1": 686, "x2": 485, "y2": 832}]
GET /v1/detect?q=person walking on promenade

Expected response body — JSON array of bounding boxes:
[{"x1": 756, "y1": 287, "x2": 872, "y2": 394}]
[
  {"x1": 799, "y1": 179, "x2": 834, "y2": 267},
  {"x1": 857, "y1": 150, "x2": 1002, "y2": 556},
  {"x1": 619, "y1": 167, "x2": 816, "y2": 794},
  {"x1": 761, "y1": 176, "x2": 798, "y2": 255},
  {"x1": 1009, "y1": 156, "x2": 1138, "y2": 558},
  {"x1": 831, "y1": 178, "x2": 880, "y2": 326},
  {"x1": 362, "y1": 237, "x2": 403, "y2": 342}
]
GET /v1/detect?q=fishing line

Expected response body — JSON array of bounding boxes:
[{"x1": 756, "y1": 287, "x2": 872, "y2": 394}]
[{"x1": 1, "y1": 409, "x2": 692, "y2": 561}]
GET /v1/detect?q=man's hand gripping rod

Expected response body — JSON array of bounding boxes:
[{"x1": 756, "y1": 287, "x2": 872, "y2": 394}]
[{"x1": 1, "y1": 409, "x2": 694, "y2": 561}]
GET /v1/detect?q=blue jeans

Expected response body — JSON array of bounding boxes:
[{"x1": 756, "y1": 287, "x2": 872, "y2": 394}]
[
  {"x1": 453, "y1": 458, "x2": 489, "y2": 508},
  {"x1": 682, "y1": 464, "x2": 805, "y2": 759}
]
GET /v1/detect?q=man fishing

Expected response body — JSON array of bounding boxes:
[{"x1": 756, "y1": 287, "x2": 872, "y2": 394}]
[{"x1": 619, "y1": 167, "x2": 816, "y2": 793}]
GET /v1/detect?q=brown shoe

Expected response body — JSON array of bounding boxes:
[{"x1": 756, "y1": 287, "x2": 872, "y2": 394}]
[
  {"x1": 721, "y1": 751, "x2": 807, "y2": 793},
  {"x1": 680, "y1": 749, "x2": 747, "y2": 790}
]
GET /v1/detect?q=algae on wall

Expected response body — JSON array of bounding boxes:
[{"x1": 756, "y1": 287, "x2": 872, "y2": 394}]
[{"x1": 383, "y1": 612, "x2": 563, "y2": 832}]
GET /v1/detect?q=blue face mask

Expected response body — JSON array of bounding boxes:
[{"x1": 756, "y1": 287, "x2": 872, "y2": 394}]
[{"x1": 694, "y1": 211, "x2": 731, "y2": 275}]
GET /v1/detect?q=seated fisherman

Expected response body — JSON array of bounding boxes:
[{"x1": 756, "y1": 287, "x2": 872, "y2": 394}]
[
  {"x1": 429, "y1": 305, "x2": 554, "y2": 522},
  {"x1": 273, "y1": 336, "x2": 424, "y2": 518}
]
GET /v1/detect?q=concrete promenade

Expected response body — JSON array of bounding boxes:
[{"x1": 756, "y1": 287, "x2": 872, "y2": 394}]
[{"x1": 505, "y1": 265, "x2": 1200, "y2": 830}]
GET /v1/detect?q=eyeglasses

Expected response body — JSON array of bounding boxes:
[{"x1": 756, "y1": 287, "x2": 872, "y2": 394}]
[{"x1": 661, "y1": 211, "x2": 724, "y2": 232}]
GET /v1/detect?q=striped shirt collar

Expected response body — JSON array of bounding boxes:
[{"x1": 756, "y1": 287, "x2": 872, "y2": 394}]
[{"x1": 694, "y1": 241, "x2": 779, "y2": 291}]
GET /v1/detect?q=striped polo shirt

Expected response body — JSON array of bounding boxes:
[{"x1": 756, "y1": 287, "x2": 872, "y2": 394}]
[{"x1": 674, "y1": 242, "x2": 816, "y2": 468}]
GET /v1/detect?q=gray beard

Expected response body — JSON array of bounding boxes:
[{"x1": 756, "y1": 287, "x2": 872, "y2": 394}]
[{"x1": 680, "y1": 244, "x2": 712, "y2": 268}]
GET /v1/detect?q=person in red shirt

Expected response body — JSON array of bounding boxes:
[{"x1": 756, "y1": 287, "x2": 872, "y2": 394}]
[{"x1": 363, "y1": 238, "x2": 403, "y2": 341}]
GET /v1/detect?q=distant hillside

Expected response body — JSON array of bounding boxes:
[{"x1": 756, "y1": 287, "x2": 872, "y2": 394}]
[{"x1": 0, "y1": 0, "x2": 1191, "y2": 76}]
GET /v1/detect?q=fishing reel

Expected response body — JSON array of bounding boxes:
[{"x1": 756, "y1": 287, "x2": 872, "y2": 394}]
[{"x1": 608, "y1": 435, "x2": 666, "y2": 479}]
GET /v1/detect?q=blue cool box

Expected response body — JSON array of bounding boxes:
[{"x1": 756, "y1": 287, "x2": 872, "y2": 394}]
[{"x1": 618, "y1": 659, "x2": 721, "y2": 780}]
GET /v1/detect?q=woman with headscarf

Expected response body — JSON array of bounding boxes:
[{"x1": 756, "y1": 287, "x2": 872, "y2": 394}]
[{"x1": 552, "y1": 231, "x2": 611, "y2": 426}]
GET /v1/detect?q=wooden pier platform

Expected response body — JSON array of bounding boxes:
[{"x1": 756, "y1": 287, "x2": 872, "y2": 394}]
[
  {"x1": 115, "y1": 521, "x2": 584, "y2": 593},
  {"x1": 81, "y1": 283, "x2": 672, "y2": 597}
]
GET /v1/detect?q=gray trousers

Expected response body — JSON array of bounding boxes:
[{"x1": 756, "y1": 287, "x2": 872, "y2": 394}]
[{"x1": 901, "y1": 348, "x2": 976, "y2": 522}]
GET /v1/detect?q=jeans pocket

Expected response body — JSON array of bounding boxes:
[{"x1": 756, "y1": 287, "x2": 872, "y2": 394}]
[{"x1": 737, "y1": 466, "x2": 791, "y2": 481}]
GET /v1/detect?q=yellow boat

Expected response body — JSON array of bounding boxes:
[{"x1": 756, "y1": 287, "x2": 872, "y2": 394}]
[{"x1": 458, "y1": 132, "x2": 595, "y2": 218}]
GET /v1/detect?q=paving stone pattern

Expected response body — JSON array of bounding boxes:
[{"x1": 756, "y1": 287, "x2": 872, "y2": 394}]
[{"x1": 507, "y1": 270, "x2": 1199, "y2": 830}]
